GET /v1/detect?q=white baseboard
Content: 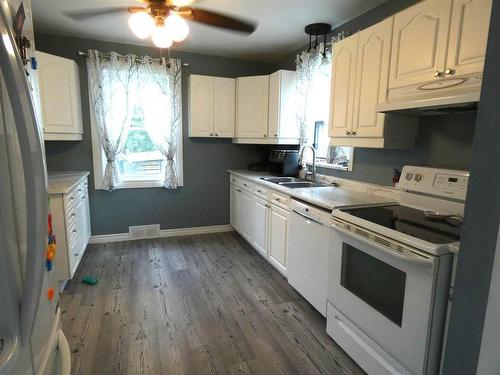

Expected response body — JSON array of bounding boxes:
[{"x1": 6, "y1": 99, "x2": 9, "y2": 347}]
[{"x1": 89, "y1": 224, "x2": 234, "y2": 244}]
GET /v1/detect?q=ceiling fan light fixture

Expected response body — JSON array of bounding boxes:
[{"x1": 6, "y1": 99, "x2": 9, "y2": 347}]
[
  {"x1": 152, "y1": 24, "x2": 173, "y2": 48},
  {"x1": 165, "y1": 14, "x2": 189, "y2": 42},
  {"x1": 128, "y1": 11, "x2": 154, "y2": 39}
]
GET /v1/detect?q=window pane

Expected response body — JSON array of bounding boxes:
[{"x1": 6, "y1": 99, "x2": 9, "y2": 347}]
[{"x1": 123, "y1": 130, "x2": 156, "y2": 154}]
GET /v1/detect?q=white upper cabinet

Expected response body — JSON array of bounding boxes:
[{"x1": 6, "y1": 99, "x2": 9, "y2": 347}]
[
  {"x1": 189, "y1": 75, "x2": 214, "y2": 137},
  {"x1": 268, "y1": 70, "x2": 299, "y2": 140},
  {"x1": 329, "y1": 34, "x2": 358, "y2": 138},
  {"x1": 37, "y1": 51, "x2": 83, "y2": 141},
  {"x1": 189, "y1": 75, "x2": 235, "y2": 138},
  {"x1": 389, "y1": 0, "x2": 452, "y2": 88},
  {"x1": 213, "y1": 77, "x2": 236, "y2": 137},
  {"x1": 389, "y1": 0, "x2": 491, "y2": 88},
  {"x1": 236, "y1": 75, "x2": 269, "y2": 139},
  {"x1": 446, "y1": 0, "x2": 492, "y2": 77},
  {"x1": 329, "y1": 19, "x2": 418, "y2": 148},
  {"x1": 352, "y1": 17, "x2": 393, "y2": 138},
  {"x1": 234, "y1": 71, "x2": 298, "y2": 144}
]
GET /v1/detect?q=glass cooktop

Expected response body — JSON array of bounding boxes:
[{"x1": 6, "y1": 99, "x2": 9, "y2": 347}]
[{"x1": 341, "y1": 205, "x2": 461, "y2": 244}]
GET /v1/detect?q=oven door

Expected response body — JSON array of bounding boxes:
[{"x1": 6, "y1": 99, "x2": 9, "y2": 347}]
[{"x1": 329, "y1": 223, "x2": 439, "y2": 375}]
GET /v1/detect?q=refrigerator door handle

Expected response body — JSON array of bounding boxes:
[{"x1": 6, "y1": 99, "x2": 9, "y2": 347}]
[{"x1": 0, "y1": 8, "x2": 48, "y2": 346}]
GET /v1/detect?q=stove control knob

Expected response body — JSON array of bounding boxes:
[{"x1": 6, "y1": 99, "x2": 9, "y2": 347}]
[
  {"x1": 414, "y1": 173, "x2": 423, "y2": 182},
  {"x1": 405, "y1": 172, "x2": 413, "y2": 181}
]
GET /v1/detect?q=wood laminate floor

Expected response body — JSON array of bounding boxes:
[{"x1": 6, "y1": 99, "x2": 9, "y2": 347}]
[{"x1": 60, "y1": 232, "x2": 364, "y2": 375}]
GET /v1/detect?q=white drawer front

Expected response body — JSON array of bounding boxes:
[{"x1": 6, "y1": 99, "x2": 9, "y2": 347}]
[
  {"x1": 252, "y1": 184, "x2": 269, "y2": 200},
  {"x1": 270, "y1": 190, "x2": 289, "y2": 210}
]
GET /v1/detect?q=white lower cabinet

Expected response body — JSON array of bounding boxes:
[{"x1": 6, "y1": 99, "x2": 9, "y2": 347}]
[
  {"x1": 50, "y1": 177, "x2": 91, "y2": 280},
  {"x1": 252, "y1": 196, "x2": 269, "y2": 257},
  {"x1": 230, "y1": 174, "x2": 289, "y2": 276},
  {"x1": 268, "y1": 205, "x2": 289, "y2": 276},
  {"x1": 239, "y1": 190, "x2": 254, "y2": 243}
]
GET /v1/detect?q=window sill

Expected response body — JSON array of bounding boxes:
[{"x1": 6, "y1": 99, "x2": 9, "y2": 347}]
[
  {"x1": 116, "y1": 180, "x2": 165, "y2": 189},
  {"x1": 306, "y1": 161, "x2": 350, "y2": 171}
]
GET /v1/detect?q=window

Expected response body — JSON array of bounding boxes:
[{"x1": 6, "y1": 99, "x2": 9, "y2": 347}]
[
  {"x1": 297, "y1": 45, "x2": 354, "y2": 171},
  {"x1": 118, "y1": 106, "x2": 166, "y2": 184},
  {"x1": 87, "y1": 51, "x2": 183, "y2": 190}
]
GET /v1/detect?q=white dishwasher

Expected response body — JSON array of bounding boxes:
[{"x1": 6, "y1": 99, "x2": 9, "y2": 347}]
[{"x1": 288, "y1": 199, "x2": 332, "y2": 316}]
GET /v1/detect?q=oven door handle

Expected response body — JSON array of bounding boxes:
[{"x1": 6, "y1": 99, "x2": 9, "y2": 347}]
[{"x1": 332, "y1": 223, "x2": 435, "y2": 270}]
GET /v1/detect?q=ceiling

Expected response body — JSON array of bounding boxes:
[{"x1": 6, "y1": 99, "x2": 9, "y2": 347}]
[{"x1": 31, "y1": 0, "x2": 387, "y2": 62}]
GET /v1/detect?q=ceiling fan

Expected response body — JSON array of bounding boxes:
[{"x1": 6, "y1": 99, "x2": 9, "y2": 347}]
[{"x1": 65, "y1": 0, "x2": 257, "y2": 48}]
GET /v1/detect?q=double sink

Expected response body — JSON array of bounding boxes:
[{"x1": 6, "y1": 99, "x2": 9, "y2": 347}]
[{"x1": 260, "y1": 176, "x2": 327, "y2": 189}]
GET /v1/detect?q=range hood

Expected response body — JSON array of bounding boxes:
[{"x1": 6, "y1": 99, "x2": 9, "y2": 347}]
[{"x1": 376, "y1": 73, "x2": 482, "y2": 115}]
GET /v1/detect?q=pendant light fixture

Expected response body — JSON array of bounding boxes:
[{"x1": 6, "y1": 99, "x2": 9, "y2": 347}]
[{"x1": 304, "y1": 23, "x2": 332, "y2": 57}]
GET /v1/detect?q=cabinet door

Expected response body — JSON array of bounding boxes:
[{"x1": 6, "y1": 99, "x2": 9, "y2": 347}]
[
  {"x1": 230, "y1": 185, "x2": 240, "y2": 231},
  {"x1": 268, "y1": 70, "x2": 297, "y2": 139},
  {"x1": 352, "y1": 18, "x2": 393, "y2": 138},
  {"x1": 37, "y1": 51, "x2": 83, "y2": 137},
  {"x1": 252, "y1": 196, "x2": 268, "y2": 257},
  {"x1": 238, "y1": 190, "x2": 254, "y2": 242},
  {"x1": 189, "y1": 75, "x2": 214, "y2": 137},
  {"x1": 213, "y1": 77, "x2": 235, "y2": 137},
  {"x1": 389, "y1": 0, "x2": 452, "y2": 88},
  {"x1": 446, "y1": 0, "x2": 492, "y2": 77},
  {"x1": 268, "y1": 205, "x2": 288, "y2": 276},
  {"x1": 81, "y1": 189, "x2": 91, "y2": 243},
  {"x1": 236, "y1": 76, "x2": 269, "y2": 138},
  {"x1": 329, "y1": 34, "x2": 358, "y2": 138}
]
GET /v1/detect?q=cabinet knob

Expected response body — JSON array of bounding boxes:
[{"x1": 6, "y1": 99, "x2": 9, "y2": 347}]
[
  {"x1": 346, "y1": 131, "x2": 351, "y2": 135},
  {"x1": 74, "y1": 253, "x2": 79, "y2": 257},
  {"x1": 71, "y1": 213, "x2": 76, "y2": 217},
  {"x1": 434, "y1": 71, "x2": 443, "y2": 78},
  {"x1": 274, "y1": 134, "x2": 277, "y2": 137},
  {"x1": 263, "y1": 134, "x2": 267, "y2": 138},
  {"x1": 445, "y1": 68, "x2": 455, "y2": 76},
  {"x1": 210, "y1": 133, "x2": 213, "y2": 136},
  {"x1": 72, "y1": 229, "x2": 77, "y2": 233},
  {"x1": 215, "y1": 133, "x2": 218, "y2": 137},
  {"x1": 351, "y1": 131, "x2": 357, "y2": 135}
]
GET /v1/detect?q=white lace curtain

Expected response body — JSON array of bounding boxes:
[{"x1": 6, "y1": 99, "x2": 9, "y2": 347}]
[
  {"x1": 295, "y1": 33, "x2": 349, "y2": 166},
  {"x1": 86, "y1": 50, "x2": 182, "y2": 190}
]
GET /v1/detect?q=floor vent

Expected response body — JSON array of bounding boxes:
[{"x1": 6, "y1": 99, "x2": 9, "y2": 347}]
[{"x1": 129, "y1": 224, "x2": 160, "y2": 240}]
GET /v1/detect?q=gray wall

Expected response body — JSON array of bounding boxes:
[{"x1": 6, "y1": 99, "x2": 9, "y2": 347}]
[
  {"x1": 441, "y1": 1, "x2": 500, "y2": 373},
  {"x1": 36, "y1": 33, "x2": 273, "y2": 235},
  {"x1": 275, "y1": 0, "x2": 476, "y2": 187}
]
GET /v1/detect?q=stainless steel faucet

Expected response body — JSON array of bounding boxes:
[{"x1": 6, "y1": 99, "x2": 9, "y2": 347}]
[{"x1": 298, "y1": 145, "x2": 317, "y2": 181}]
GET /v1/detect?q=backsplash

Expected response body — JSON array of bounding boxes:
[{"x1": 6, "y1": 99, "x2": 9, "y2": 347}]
[{"x1": 315, "y1": 112, "x2": 476, "y2": 186}]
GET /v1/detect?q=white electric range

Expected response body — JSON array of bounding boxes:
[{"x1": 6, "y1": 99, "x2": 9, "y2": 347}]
[{"x1": 327, "y1": 166, "x2": 468, "y2": 375}]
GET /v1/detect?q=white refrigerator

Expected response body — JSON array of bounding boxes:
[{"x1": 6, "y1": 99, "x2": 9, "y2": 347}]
[{"x1": 0, "y1": 1, "x2": 71, "y2": 374}]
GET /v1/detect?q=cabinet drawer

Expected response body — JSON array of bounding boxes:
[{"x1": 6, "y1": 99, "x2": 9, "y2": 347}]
[
  {"x1": 230, "y1": 175, "x2": 254, "y2": 191},
  {"x1": 270, "y1": 190, "x2": 289, "y2": 210},
  {"x1": 252, "y1": 185, "x2": 269, "y2": 200}
]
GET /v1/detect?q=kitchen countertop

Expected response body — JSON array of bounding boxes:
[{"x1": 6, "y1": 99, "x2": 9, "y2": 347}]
[
  {"x1": 228, "y1": 170, "x2": 396, "y2": 211},
  {"x1": 47, "y1": 171, "x2": 90, "y2": 194}
]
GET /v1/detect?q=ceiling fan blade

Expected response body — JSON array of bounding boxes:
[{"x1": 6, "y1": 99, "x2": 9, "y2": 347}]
[
  {"x1": 64, "y1": 6, "x2": 143, "y2": 21},
  {"x1": 184, "y1": 8, "x2": 256, "y2": 34}
]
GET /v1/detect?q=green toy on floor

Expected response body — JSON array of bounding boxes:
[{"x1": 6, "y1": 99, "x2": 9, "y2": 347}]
[{"x1": 81, "y1": 275, "x2": 98, "y2": 285}]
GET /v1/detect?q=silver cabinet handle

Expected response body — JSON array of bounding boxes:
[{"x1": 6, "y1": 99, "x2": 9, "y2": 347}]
[
  {"x1": 434, "y1": 71, "x2": 443, "y2": 78},
  {"x1": 445, "y1": 68, "x2": 455, "y2": 75}
]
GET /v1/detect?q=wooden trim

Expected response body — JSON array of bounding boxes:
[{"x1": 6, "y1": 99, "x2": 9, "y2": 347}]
[
  {"x1": 44, "y1": 132, "x2": 83, "y2": 141},
  {"x1": 89, "y1": 224, "x2": 234, "y2": 244}
]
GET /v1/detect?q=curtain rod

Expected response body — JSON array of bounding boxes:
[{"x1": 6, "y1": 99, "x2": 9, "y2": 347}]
[{"x1": 77, "y1": 51, "x2": 189, "y2": 67}]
